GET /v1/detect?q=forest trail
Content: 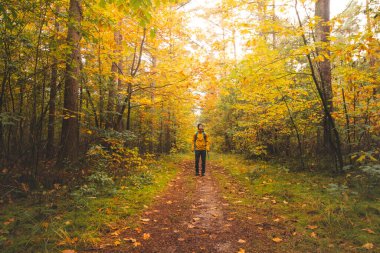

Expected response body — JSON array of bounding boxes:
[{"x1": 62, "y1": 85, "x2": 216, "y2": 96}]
[{"x1": 85, "y1": 160, "x2": 290, "y2": 253}]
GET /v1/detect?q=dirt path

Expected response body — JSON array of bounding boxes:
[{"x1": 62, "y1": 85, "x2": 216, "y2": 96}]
[{"x1": 90, "y1": 160, "x2": 289, "y2": 253}]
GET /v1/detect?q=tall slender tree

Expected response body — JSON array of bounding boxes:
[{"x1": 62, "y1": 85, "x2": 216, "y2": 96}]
[
  {"x1": 315, "y1": 0, "x2": 333, "y2": 150},
  {"x1": 57, "y1": 0, "x2": 82, "y2": 165}
]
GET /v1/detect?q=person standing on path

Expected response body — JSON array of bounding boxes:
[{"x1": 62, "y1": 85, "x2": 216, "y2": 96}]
[{"x1": 191, "y1": 123, "x2": 210, "y2": 176}]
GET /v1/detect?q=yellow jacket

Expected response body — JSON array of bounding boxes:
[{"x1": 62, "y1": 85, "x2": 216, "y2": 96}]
[{"x1": 191, "y1": 131, "x2": 210, "y2": 151}]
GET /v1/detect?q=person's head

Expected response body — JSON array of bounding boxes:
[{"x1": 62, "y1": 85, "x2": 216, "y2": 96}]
[{"x1": 197, "y1": 123, "x2": 204, "y2": 131}]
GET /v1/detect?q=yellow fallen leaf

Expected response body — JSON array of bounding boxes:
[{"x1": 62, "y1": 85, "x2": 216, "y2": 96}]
[
  {"x1": 193, "y1": 217, "x2": 200, "y2": 221},
  {"x1": 238, "y1": 239, "x2": 246, "y2": 243},
  {"x1": 140, "y1": 218, "x2": 150, "y2": 222},
  {"x1": 273, "y1": 218, "x2": 280, "y2": 222},
  {"x1": 306, "y1": 225, "x2": 318, "y2": 230},
  {"x1": 124, "y1": 237, "x2": 136, "y2": 243},
  {"x1": 133, "y1": 241, "x2": 141, "y2": 247},
  {"x1": 237, "y1": 248, "x2": 245, "y2": 253},
  {"x1": 143, "y1": 233, "x2": 150, "y2": 240},
  {"x1": 113, "y1": 239, "x2": 121, "y2": 246},
  {"x1": 310, "y1": 232, "x2": 318, "y2": 238},
  {"x1": 166, "y1": 200, "x2": 173, "y2": 204},
  {"x1": 62, "y1": 250, "x2": 76, "y2": 253},
  {"x1": 362, "y1": 243, "x2": 374, "y2": 249},
  {"x1": 41, "y1": 222, "x2": 49, "y2": 229},
  {"x1": 111, "y1": 231, "x2": 120, "y2": 236},
  {"x1": 135, "y1": 227, "x2": 142, "y2": 233},
  {"x1": 362, "y1": 228, "x2": 375, "y2": 234},
  {"x1": 178, "y1": 238, "x2": 185, "y2": 241},
  {"x1": 227, "y1": 217, "x2": 235, "y2": 221},
  {"x1": 272, "y1": 237, "x2": 283, "y2": 243}
]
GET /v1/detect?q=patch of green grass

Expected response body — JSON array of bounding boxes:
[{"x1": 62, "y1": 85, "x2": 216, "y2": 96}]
[
  {"x1": 212, "y1": 153, "x2": 380, "y2": 252},
  {"x1": 0, "y1": 154, "x2": 182, "y2": 253}
]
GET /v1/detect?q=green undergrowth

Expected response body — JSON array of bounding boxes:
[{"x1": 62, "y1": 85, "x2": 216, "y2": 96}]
[
  {"x1": 0, "y1": 154, "x2": 184, "y2": 253},
  {"x1": 212, "y1": 153, "x2": 379, "y2": 252}
]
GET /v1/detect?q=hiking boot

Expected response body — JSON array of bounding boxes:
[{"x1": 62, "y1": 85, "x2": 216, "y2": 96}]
[
  {"x1": 195, "y1": 173, "x2": 200, "y2": 176},
  {"x1": 201, "y1": 173, "x2": 205, "y2": 176}
]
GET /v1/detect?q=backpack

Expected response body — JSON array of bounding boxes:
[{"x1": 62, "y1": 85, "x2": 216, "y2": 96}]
[{"x1": 194, "y1": 132, "x2": 207, "y2": 147}]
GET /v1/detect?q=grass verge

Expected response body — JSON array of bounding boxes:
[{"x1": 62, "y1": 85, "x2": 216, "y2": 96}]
[
  {"x1": 212, "y1": 153, "x2": 379, "y2": 253},
  {"x1": 0, "y1": 154, "x2": 183, "y2": 253}
]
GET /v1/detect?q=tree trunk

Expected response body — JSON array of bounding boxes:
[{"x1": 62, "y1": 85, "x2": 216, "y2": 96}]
[
  {"x1": 47, "y1": 7, "x2": 60, "y2": 159},
  {"x1": 57, "y1": 0, "x2": 82, "y2": 165},
  {"x1": 315, "y1": 0, "x2": 333, "y2": 151},
  {"x1": 106, "y1": 29, "x2": 122, "y2": 129}
]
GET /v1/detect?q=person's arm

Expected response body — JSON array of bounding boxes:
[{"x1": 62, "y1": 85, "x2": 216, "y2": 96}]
[{"x1": 191, "y1": 134, "x2": 195, "y2": 152}]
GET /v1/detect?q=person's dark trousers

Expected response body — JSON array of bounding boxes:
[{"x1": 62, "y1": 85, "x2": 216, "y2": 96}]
[{"x1": 195, "y1": 150, "x2": 206, "y2": 175}]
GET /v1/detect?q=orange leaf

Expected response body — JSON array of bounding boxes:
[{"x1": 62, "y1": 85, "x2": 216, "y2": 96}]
[
  {"x1": 143, "y1": 233, "x2": 150, "y2": 240},
  {"x1": 362, "y1": 243, "x2": 374, "y2": 249}
]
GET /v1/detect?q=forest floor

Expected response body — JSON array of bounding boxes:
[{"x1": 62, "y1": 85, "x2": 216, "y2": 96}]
[
  {"x1": 1, "y1": 154, "x2": 378, "y2": 253},
  {"x1": 82, "y1": 155, "x2": 379, "y2": 253},
  {"x1": 86, "y1": 160, "x2": 284, "y2": 253}
]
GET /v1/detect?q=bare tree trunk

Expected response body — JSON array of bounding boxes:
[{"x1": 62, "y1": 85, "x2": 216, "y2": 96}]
[
  {"x1": 106, "y1": 28, "x2": 122, "y2": 129},
  {"x1": 315, "y1": 0, "x2": 333, "y2": 151},
  {"x1": 114, "y1": 28, "x2": 146, "y2": 130},
  {"x1": 47, "y1": 7, "x2": 60, "y2": 159},
  {"x1": 57, "y1": 0, "x2": 82, "y2": 165},
  {"x1": 295, "y1": 0, "x2": 343, "y2": 171}
]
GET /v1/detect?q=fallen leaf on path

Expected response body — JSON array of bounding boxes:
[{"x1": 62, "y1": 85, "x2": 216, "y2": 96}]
[
  {"x1": 133, "y1": 241, "x2": 141, "y2": 247},
  {"x1": 113, "y1": 239, "x2": 121, "y2": 246},
  {"x1": 362, "y1": 228, "x2": 375, "y2": 234},
  {"x1": 111, "y1": 231, "x2": 120, "y2": 236},
  {"x1": 135, "y1": 227, "x2": 142, "y2": 233},
  {"x1": 238, "y1": 239, "x2": 246, "y2": 243},
  {"x1": 362, "y1": 243, "x2": 374, "y2": 249},
  {"x1": 273, "y1": 218, "x2": 280, "y2": 222},
  {"x1": 3, "y1": 218, "x2": 15, "y2": 225},
  {"x1": 283, "y1": 200, "x2": 288, "y2": 204},
  {"x1": 140, "y1": 218, "x2": 150, "y2": 222},
  {"x1": 166, "y1": 200, "x2": 173, "y2": 204},
  {"x1": 188, "y1": 224, "x2": 195, "y2": 228},
  {"x1": 310, "y1": 232, "x2": 318, "y2": 238},
  {"x1": 178, "y1": 238, "x2": 185, "y2": 241},
  {"x1": 247, "y1": 216, "x2": 252, "y2": 220},
  {"x1": 272, "y1": 237, "x2": 283, "y2": 243},
  {"x1": 62, "y1": 250, "x2": 76, "y2": 253},
  {"x1": 124, "y1": 238, "x2": 136, "y2": 243},
  {"x1": 271, "y1": 200, "x2": 277, "y2": 204},
  {"x1": 306, "y1": 225, "x2": 318, "y2": 230},
  {"x1": 227, "y1": 217, "x2": 235, "y2": 221},
  {"x1": 193, "y1": 217, "x2": 200, "y2": 222},
  {"x1": 237, "y1": 248, "x2": 245, "y2": 253},
  {"x1": 143, "y1": 233, "x2": 150, "y2": 240}
]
